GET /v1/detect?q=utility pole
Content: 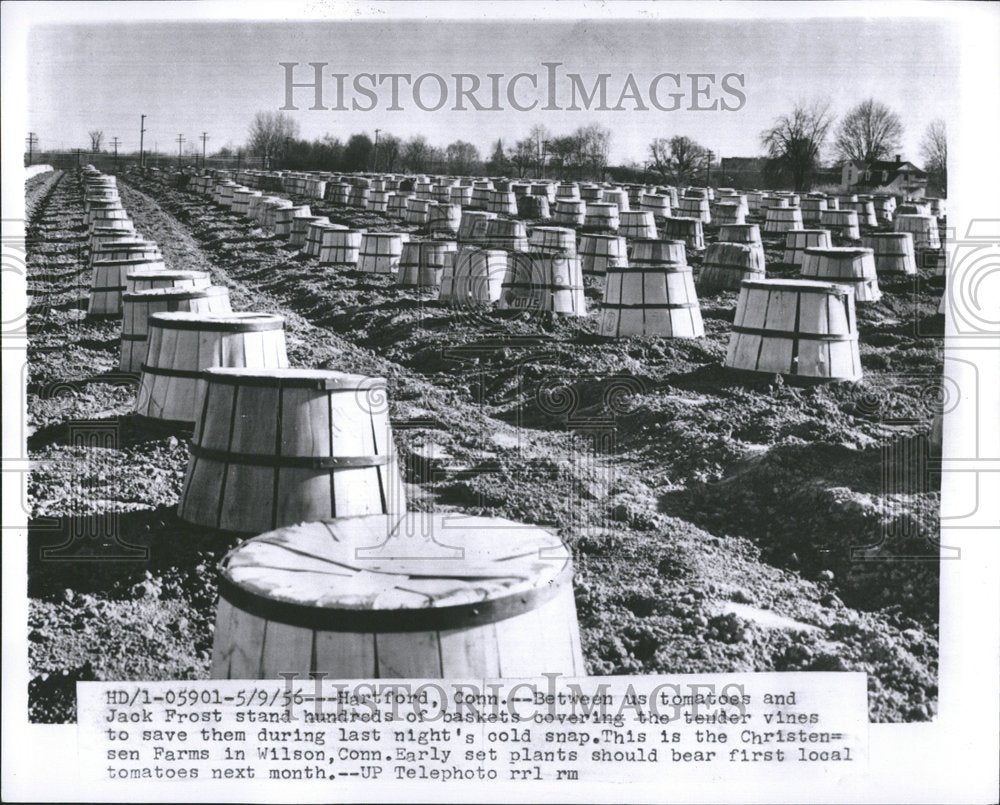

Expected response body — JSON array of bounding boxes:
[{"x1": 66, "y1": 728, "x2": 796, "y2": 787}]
[
  {"x1": 236, "y1": 149, "x2": 242, "y2": 172},
  {"x1": 111, "y1": 136, "x2": 121, "y2": 170},
  {"x1": 139, "y1": 114, "x2": 146, "y2": 170},
  {"x1": 372, "y1": 128, "x2": 381, "y2": 173},
  {"x1": 706, "y1": 150, "x2": 715, "y2": 187},
  {"x1": 25, "y1": 132, "x2": 38, "y2": 166},
  {"x1": 200, "y1": 132, "x2": 209, "y2": 171},
  {"x1": 176, "y1": 133, "x2": 185, "y2": 168}
]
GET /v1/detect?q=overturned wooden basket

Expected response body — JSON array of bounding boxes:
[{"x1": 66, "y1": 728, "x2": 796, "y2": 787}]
[
  {"x1": 178, "y1": 367, "x2": 406, "y2": 534},
  {"x1": 210, "y1": 513, "x2": 585, "y2": 679}
]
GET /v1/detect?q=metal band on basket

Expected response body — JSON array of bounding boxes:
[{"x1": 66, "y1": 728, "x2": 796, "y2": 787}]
[
  {"x1": 217, "y1": 561, "x2": 573, "y2": 633},
  {"x1": 731, "y1": 325, "x2": 857, "y2": 342},
  {"x1": 188, "y1": 442, "x2": 392, "y2": 469}
]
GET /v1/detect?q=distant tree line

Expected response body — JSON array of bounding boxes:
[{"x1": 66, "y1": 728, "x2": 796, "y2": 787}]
[
  {"x1": 243, "y1": 112, "x2": 612, "y2": 180},
  {"x1": 89, "y1": 102, "x2": 938, "y2": 192}
]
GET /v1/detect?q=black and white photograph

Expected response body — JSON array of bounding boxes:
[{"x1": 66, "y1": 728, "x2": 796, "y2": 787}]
[{"x1": 3, "y1": 1, "x2": 998, "y2": 802}]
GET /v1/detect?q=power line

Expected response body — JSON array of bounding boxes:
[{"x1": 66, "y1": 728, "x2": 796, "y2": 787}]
[{"x1": 26, "y1": 132, "x2": 39, "y2": 166}]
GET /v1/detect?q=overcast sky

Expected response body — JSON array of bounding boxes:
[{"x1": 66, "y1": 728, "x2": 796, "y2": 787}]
[{"x1": 28, "y1": 17, "x2": 958, "y2": 165}]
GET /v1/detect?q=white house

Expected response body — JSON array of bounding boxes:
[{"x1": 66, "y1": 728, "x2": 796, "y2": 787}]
[{"x1": 841, "y1": 155, "x2": 928, "y2": 197}]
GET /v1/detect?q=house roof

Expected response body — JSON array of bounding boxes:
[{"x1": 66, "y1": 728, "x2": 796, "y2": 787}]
[{"x1": 848, "y1": 159, "x2": 926, "y2": 177}]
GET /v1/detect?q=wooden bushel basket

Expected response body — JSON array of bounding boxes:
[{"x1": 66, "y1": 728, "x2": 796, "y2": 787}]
[
  {"x1": 289, "y1": 215, "x2": 327, "y2": 250},
  {"x1": 531, "y1": 182, "x2": 556, "y2": 202},
  {"x1": 368, "y1": 190, "x2": 390, "y2": 213},
  {"x1": 528, "y1": 226, "x2": 577, "y2": 257},
  {"x1": 782, "y1": 229, "x2": 832, "y2": 266},
  {"x1": 120, "y1": 286, "x2": 232, "y2": 372},
  {"x1": 427, "y1": 202, "x2": 461, "y2": 236},
  {"x1": 819, "y1": 209, "x2": 861, "y2": 240},
  {"x1": 862, "y1": 233, "x2": 917, "y2": 275},
  {"x1": 358, "y1": 232, "x2": 408, "y2": 274},
  {"x1": 88, "y1": 217, "x2": 135, "y2": 237},
  {"x1": 516, "y1": 194, "x2": 549, "y2": 220},
  {"x1": 583, "y1": 202, "x2": 620, "y2": 232},
  {"x1": 441, "y1": 246, "x2": 507, "y2": 306},
  {"x1": 449, "y1": 186, "x2": 473, "y2": 206},
  {"x1": 629, "y1": 238, "x2": 686, "y2": 266},
  {"x1": 243, "y1": 193, "x2": 266, "y2": 221},
  {"x1": 639, "y1": 193, "x2": 671, "y2": 218},
  {"x1": 89, "y1": 239, "x2": 161, "y2": 269},
  {"x1": 261, "y1": 198, "x2": 294, "y2": 232},
  {"x1": 397, "y1": 241, "x2": 456, "y2": 287},
  {"x1": 324, "y1": 183, "x2": 351, "y2": 206},
  {"x1": 894, "y1": 214, "x2": 941, "y2": 250},
  {"x1": 800, "y1": 197, "x2": 828, "y2": 224},
  {"x1": 661, "y1": 217, "x2": 705, "y2": 251},
  {"x1": 800, "y1": 247, "x2": 882, "y2": 302},
  {"x1": 601, "y1": 188, "x2": 630, "y2": 212},
  {"x1": 178, "y1": 368, "x2": 406, "y2": 533},
  {"x1": 433, "y1": 183, "x2": 455, "y2": 203},
  {"x1": 89, "y1": 224, "x2": 138, "y2": 250},
  {"x1": 556, "y1": 182, "x2": 581, "y2": 200},
  {"x1": 762, "y1": 206, "x2": 804, "y2": 235},
  {"x1": 718, "y1": 224, "x2": 762, "y2": 247},
  {"x1": 482, "y1": 219, "x2": 529, "y2": 252},
  {"x1": 710, "y1": 201, "x2": 745, "y2": 226},
  {"x1": 273, "y1": 205, "x2": 311, "y2": 238},
  {"x1": 209, "y1": 513, "x2": 584, "y2": 679},
  {"x1": 405, "y1": 198, "x2": 432, "y2": 225},
  {"x1": 468, "y1": 187, "x2": 491, "y2": 210},
  {"x1": 553, "y1": 199, "x2": 586, "y2": 227},
  {"x1": 843, "y1": 200, "x2": 879, "y2": 228},
  {"x1": 619, "y1": 210, "x2": 658, "y2": 240},
  {"x1": 698, "y1": 242, "x2": 766, "y2": 293},
  {"x1": 457, "y1": 211, "x2": 497, "y2": 244},
  {"x1": 600, "y1": 261, "x2": 703, "y2": 338},
  {"x1": 676, "y1": 196, "x2": 711, "y2": 223},
  {"x1": 579, "y1": 233, "x2": 628, "y2": 276},
  {"x1": 125, "y1": 269, "x2": 210, "y2": 294},
  {"x1": 135, "y1": 312, "x2": 288, "y2": 426},
  {"x1": 88, "y1": 257, "x2": 169, "y2": 317},
  {"x1": 486, "y1": 190, "x2": 518, "y2": 215},
  {"x1": 317, "y1": 228, "x2": 362, "y2": 265},
  {"x1": 348, "y1": 186, "x2": 370, "y2": 209},
  {"x1": 724, "y1": 279, "x2": 862, "y2": 381},
  {"x1": 302, "y1": 220, "x2": 339, "y2": 257},
  {"x1": 86, "y1": 200, "x2": 127, "y2": 225},
  {"x1": 498, "y1": 252, "x2": 586, "y2": 316}
]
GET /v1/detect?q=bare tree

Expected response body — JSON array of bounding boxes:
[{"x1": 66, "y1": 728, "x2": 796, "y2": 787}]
[
  {"x1": 247, "y1": 111, "x2": 300, "y2": 167},
  {"x1": 402, "y1": 135, "x2": 433, "y2": 173},
  {"x1": 575, "y1": 123, "x2": 611, "y2": 178},
  {"x1": 761, "y1": 100, "x2": 833, "y2": 191},
  {"x1": 649, "y1": 135, "x2": 707, "y2": 185},
  {"x1": 445, "y1": 140, "x2": 481, "y2": 175},
  {"x1": 920, "y1": 118, "x2": 947, "y2": 191},
  {"x1": 88, "y1": 130, "x2": 104, "y2": 153},
  {"x1": 527, "y1": 124, "x2": 550, "y2": 177},
  {"x1": 834, "y1": 99, "x2": 904, "y2": 164},
  {"x1": 509, "y1": 137, "x2": 535, "y2": 178},
  {"x1": 377, "y1": 133, "x2": 402, "y2": 172}
]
